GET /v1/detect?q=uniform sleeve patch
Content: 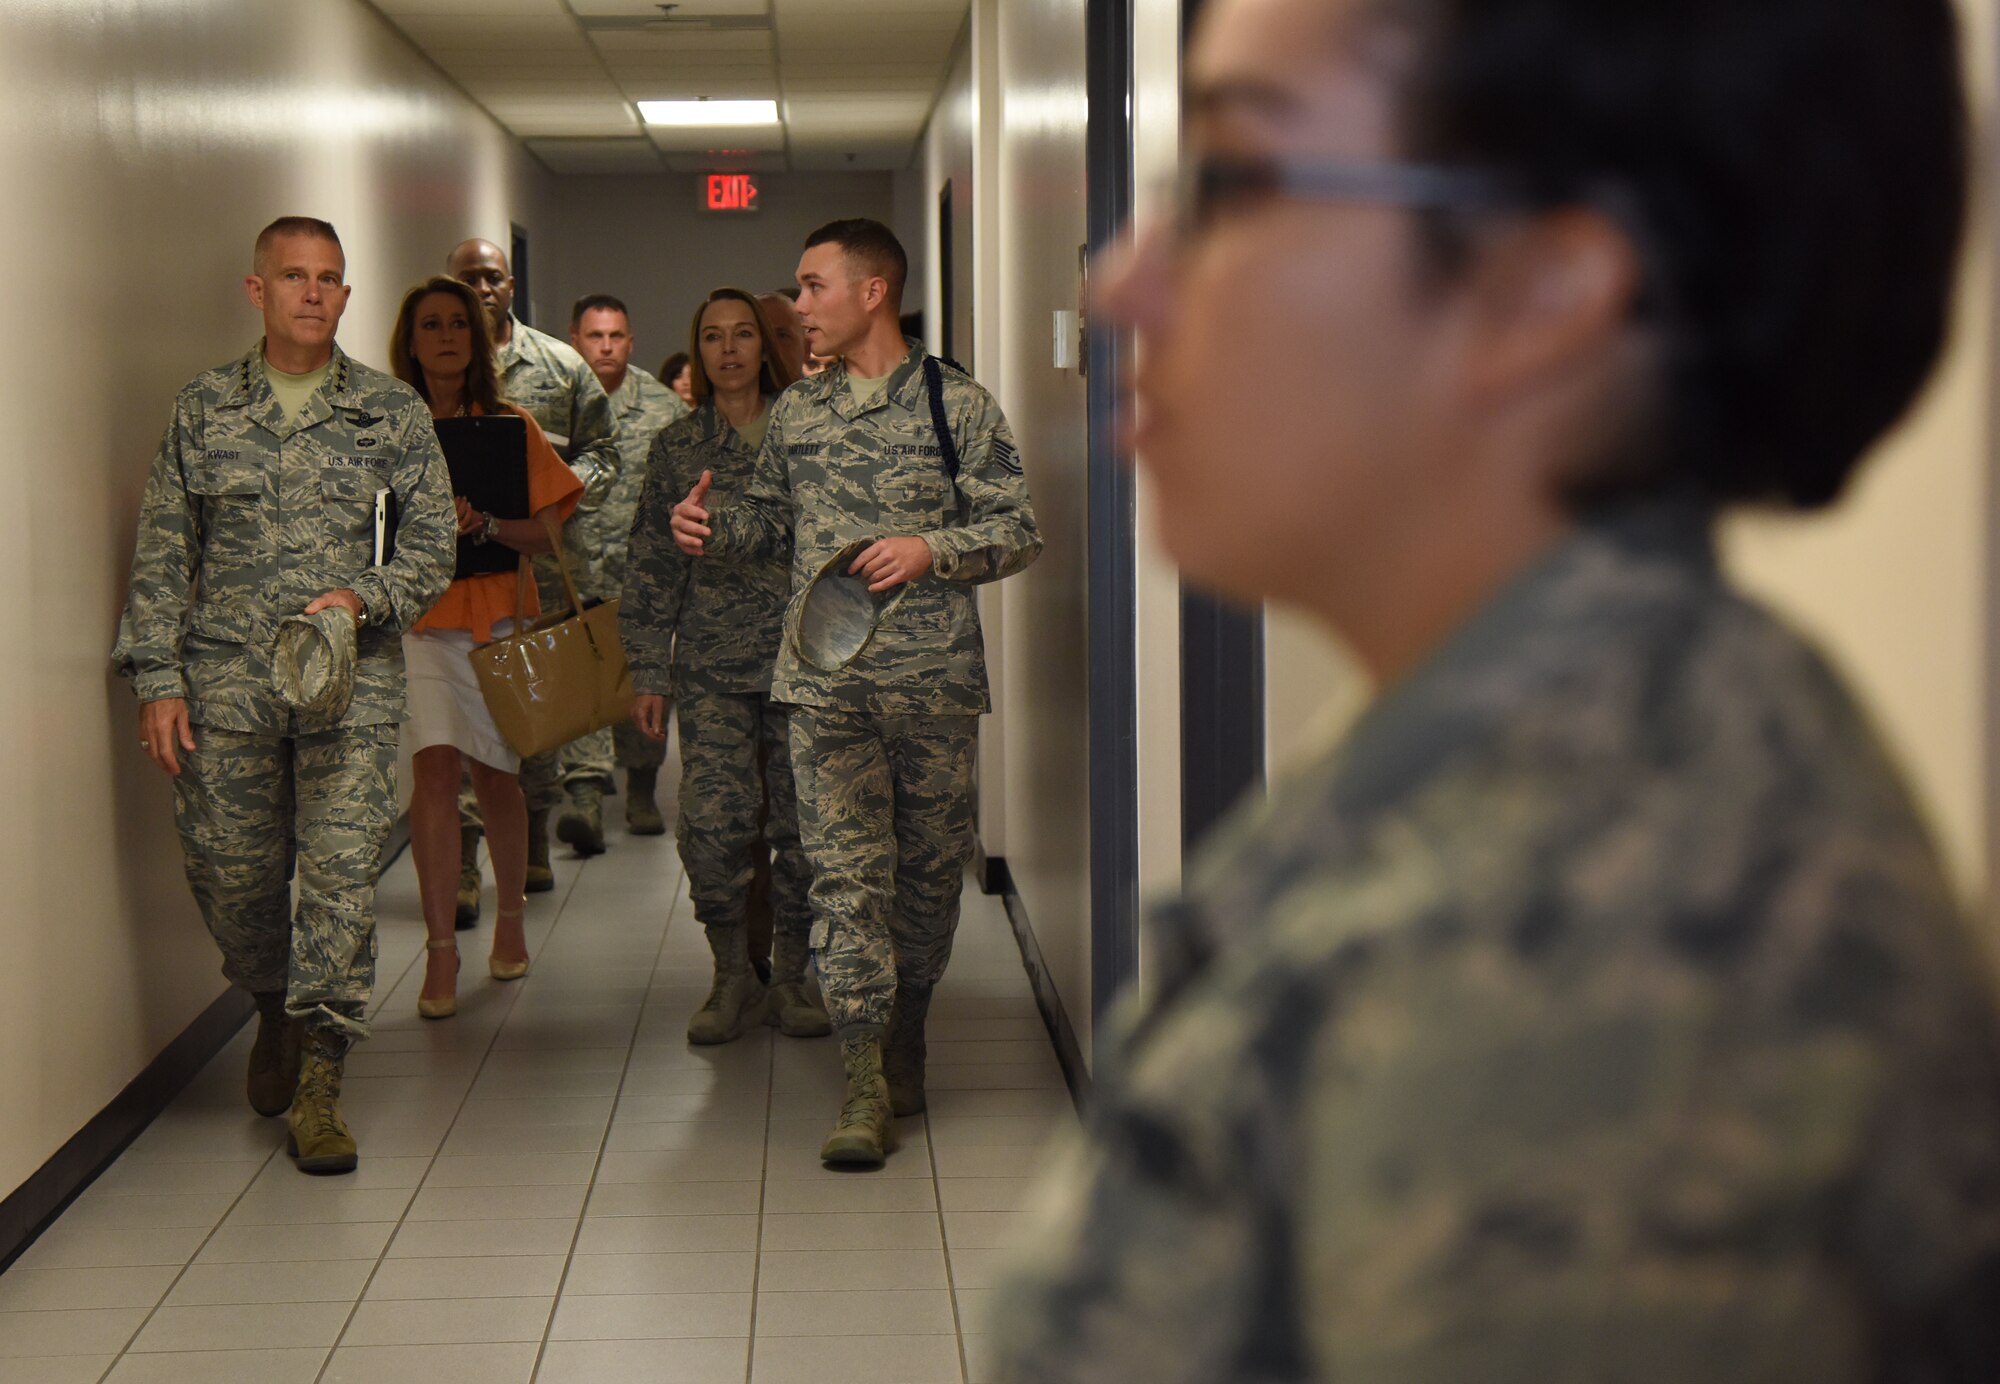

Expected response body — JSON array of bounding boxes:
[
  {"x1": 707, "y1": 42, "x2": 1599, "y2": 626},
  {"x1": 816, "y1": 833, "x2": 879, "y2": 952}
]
[{"x1": 992, "y1": 438, "x2": 1024, "y2": 475}]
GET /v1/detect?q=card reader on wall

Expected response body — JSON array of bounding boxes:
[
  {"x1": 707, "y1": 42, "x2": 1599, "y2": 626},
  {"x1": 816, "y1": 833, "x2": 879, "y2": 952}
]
[{"x1": 1053, "y1": 310, "x2": 1079, "y2": 370}]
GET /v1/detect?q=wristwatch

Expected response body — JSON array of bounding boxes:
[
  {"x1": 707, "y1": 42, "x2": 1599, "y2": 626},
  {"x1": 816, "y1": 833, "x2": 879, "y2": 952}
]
[{"x1": 478, "y1": 511, "x2": 500, "y2": 545}]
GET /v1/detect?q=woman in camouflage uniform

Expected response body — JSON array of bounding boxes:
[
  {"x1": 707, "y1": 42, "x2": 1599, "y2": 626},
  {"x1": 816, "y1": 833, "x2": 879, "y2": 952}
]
[{"x1": 624, "y1": 289, "x2": 826, "y2": 1044}]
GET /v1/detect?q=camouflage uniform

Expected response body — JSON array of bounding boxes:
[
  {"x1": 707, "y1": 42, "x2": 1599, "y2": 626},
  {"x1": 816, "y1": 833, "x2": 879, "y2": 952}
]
[
  {"x1": 623, "y1": 401, "x2": 808, "y2": 953},
  {"x1": 990, "y1": 501, "x2": 2000, "y2": 1383},
  {"x1": 705, "y1": 343, "x2": 1041, "y2": 1034},
  {"x1": 468, "y1": 316, "x2": 619, "y2": 820},
  {"x1": 113, "y1": 343, "x2": 456, "y2": 1042},
  {"x1": 628, "y1": 402, "x2": 808, "y2": 940},
  {"x1": 600, "y1": 365, "x2": 687, "y2": 780}
]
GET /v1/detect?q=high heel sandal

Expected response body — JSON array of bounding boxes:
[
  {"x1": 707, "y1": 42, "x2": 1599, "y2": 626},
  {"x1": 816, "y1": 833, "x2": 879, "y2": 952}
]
[
  {"x1": 417, "y1": 937, "x2": 460, "y2": 1020},
  {"x1": 489, "y1": 904, "x2": 531, "y2": 982}
]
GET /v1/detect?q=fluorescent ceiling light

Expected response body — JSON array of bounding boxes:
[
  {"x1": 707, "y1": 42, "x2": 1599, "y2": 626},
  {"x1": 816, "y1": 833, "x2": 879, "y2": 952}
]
[{"x1": 639, "y1": 99, "x2": 779, "y2": 127}]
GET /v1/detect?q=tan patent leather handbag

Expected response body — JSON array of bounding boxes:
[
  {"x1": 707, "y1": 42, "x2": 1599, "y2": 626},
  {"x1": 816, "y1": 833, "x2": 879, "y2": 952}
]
[{"x1": 469, "y1": 518, "x2": 632, "y2": 759}]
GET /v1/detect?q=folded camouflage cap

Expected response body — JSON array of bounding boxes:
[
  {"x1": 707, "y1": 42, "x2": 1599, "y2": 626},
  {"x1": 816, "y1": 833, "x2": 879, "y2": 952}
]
[
  {"x1": 272, "y1": 607, "x2": 358, "y2": 720},
  {"x1": 794, "y1": 538, "x2": 907, "y2": 672}
]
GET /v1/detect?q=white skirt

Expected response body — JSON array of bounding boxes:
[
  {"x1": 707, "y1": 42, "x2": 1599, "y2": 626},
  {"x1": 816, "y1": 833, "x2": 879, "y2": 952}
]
[{"x1": 403, "y1": 623, "x2": 519, "y2": 773}]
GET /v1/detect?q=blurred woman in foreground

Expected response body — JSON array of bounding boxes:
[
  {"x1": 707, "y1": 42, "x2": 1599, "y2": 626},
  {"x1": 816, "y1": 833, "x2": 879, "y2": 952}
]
[{"x1": 992, "y1": 0, "x2": 2000, "y2": 1378}]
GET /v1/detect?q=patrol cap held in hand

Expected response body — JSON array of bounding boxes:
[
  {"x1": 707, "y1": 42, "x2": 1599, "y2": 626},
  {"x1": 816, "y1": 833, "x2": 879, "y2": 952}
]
[
  {"x1": 794, "y1": 538, "x2": 907, "y2": 672},
  {"x1": 272, "y1": 607, "x2": 358, "y2": 720}
]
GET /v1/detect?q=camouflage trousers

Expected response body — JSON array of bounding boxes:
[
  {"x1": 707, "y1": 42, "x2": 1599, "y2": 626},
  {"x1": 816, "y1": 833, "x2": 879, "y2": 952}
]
[
  {"x1": 552, "y1": 723, "x2": 645, "y2": 793},
  {"x1": 788, "y1": 707, "x2": 978, "y2": 1033},
  {"x1": 457, "y1": 725, "x2": 644, "y2": 828},
  {"x1": 677, "y1": 692, "x2": 810, "y2": 948},
  {"x1": 172, "y1": 724, "x2": 393, "y2": 1042}
]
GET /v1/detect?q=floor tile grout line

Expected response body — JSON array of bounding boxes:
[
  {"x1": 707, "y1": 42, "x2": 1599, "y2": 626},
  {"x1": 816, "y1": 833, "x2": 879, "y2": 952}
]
[
  {"x1": 927, "y1": 1109, "x2": 972, "y2": 1384},
  {"x1": 745, "y1": 995, "x2": 779, "y2": 1384},
  {"x1": 94, "y1": 1095, "x2": 294, "y2": 1376},
  {"x1": 529, "y1": 837, "x2": 688, "y2": 1384},
  {"x1": 311, "y1": 845, "x2": 584, "y2": 1384}
]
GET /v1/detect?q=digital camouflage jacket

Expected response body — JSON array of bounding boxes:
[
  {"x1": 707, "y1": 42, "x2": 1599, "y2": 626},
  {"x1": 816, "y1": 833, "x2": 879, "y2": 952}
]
[
  {"x1": 991, "y1": 499, "x2": 2000, "y2": 1384},
  {"x1": 113, "y1": 342, "x2": 456, "y2": 734},
  {"x1": 622, "y1": 399, "x2": 788, "y2": 698},
  {"x1": 705, "y1": 344, "x2": 1041, "y2": 716}
]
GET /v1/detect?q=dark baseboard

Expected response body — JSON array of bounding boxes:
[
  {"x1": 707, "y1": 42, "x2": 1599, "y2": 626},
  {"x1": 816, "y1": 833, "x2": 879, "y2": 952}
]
[
  {"x1": 972, "y1": 838, "x2": 1007, "y2": 896},
  {"x1": 0, "y1": 811, "x2": 414, "y2": 1272},
  {"x1": 0, "y1": 984, "x2": 255, "y2": 1272},
  {"x1": 985, "y1": 856, "x2": 1091, "y2": 1110}
]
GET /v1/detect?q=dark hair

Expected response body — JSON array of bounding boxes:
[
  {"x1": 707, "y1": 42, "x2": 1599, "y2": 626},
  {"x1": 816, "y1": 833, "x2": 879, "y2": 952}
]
[
  {"x1": 390, "y1": 276, "x2": 503, "y2": 416},
  {"x1": 659, "y1": 352, "x2": 690, "y2": 387},
  {"x1": 687, "y1": 288, "x2": 794, "y2": 404},
  {"x1": 804, "y1": 218, "x2": 908, "y2": 310},
  {"x1": 1378, "y1": 0, "x2": 1967, "y2": 511},
  {"x1": 253, "y1": 217, "x2": 342, "y2": 273},
  {"x1": 571, "y1": 293, "x2": 629, "y2": 330}
]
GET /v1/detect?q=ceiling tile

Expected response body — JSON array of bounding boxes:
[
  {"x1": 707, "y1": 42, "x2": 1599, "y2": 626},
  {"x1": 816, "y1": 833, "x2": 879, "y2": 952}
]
[
  {"x1": 588, "y1": 28, "x2": 773, "y2": 52},
  {"x1": 377, "y1": 0, "x2": 568, "y2": 14},
  {"x1": 572, "y1": 0, "x2": 767, "y2": 14},
  {"x1": 659, "y1": 150, "x2": 790, "y2": 173},
  {"x1": 645, "y1": 124, "x2": 788, "y2": 153},
  {"x1": 525, "y1": 137, "x2": 670, "y2": 173},
  {"x1": 787, "y1": 148, "x2": 917, "y2": 173},
  {"x1": 777, "y1": 0, "x2": 963, "y2": 14}
]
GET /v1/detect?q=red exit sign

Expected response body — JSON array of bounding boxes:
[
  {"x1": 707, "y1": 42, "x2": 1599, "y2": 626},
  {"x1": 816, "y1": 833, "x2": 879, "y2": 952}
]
[{"x1": 705, "y1": 173, "x2": 760, "y2": 213}]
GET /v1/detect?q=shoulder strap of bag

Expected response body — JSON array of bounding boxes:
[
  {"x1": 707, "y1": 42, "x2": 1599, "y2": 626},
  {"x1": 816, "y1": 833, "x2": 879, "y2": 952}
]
[
  {"x1": 513, "y1": 514, "x2": 586, "y2": 623},
  {"x1": 922, "y1": 355, "x2": 962, "y2": 483}
]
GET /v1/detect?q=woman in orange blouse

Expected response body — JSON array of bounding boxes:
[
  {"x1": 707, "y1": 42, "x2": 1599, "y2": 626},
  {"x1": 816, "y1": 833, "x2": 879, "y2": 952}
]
[{"x1": 389, "y1": 277, "x2": 583, "y2": 1018}]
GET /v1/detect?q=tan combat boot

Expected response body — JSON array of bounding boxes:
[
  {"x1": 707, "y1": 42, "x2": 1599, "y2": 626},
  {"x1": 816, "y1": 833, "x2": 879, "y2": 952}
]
[
  {"x1": 287, "y1": 1031, "x2": 358, "y2": 1175},
  {"x1": 820, "y1": 1032, "x2": 896, "y2": 1169},
  {"x1": 246, "y1": 991, "x2": 303, "y2": 1117},
  {"x1": 525, "y1": 808, "x2": 554, "y2": 893},
  {"x1": 455, "y1": 825, "x2": 482, "y2": 928},
  {"x1": 687, "y1": 924, "x2": 767, "y2": 1045},
  {"x1": 883, "y1": 985, "x2": 932, "y2": 1117},
  {"x1": 556, "y1": 782, "x2": 607, "y2": 857},
  {"x1": 765, "y1": 930, "x2": 831, "y2": 1039},
  {"x1": 625, "y1": 767, "x2": 667, "y2": 836}
]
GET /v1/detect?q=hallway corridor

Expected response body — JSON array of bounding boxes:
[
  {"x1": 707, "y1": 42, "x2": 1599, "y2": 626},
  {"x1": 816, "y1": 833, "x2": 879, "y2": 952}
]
[{"x1": 0, "y1": 808, "x2": 1070, "y2": 1383}]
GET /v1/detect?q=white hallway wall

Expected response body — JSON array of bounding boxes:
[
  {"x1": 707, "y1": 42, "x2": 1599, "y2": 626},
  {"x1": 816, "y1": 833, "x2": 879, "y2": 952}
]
[
  {"x1": 539, "y1": 172, "x2": 896, "y2": 372},
  {"x1": 908, "y1": 1, "x2": 1098, "y2": 1056},
  {"x1": 0, "y1": 0, "x2": 551, "y2": 1203}
]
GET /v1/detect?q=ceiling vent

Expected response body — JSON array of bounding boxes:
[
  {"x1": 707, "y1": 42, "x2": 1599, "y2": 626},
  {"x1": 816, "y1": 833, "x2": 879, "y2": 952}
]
[{"x1": 578, "y1": 4, "x2": 771, "y2": 32}]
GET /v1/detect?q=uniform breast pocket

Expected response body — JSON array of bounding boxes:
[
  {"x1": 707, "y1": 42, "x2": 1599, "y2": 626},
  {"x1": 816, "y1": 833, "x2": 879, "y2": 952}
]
[
  {"x1": 188, "y1": 458, "x2": 268, "y2": 588},
  {"x1": 189, "y1": 458, "x2": 261, "y2": 507},
  {"x1": 318, "y1": 464, "x2": 386, "y2": 563},
  {"x1": 876, "y1": 459, "x2": 952, "y2": 526}
]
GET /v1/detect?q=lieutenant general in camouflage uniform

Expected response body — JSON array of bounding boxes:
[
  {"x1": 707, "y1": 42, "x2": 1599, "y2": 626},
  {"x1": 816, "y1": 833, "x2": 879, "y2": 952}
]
[
  {"x1": 675, "y1": 220, "x2": 1041, "y2": 1168},
  {"x1": 114, "y1": 217, "x2": 455, "y2": 1175},
  {"x1": 989, "y1": 0, "x2": 2000, "y2": 1377},
  {"x1": 571, "y1": 292, "x2": 688, "y2": 836},
  {"x1": 626, "y1": 287, "x2": 829, "y2": 1046},
  {"x1": 447, "y1": 239, "x2": 621, "y2": 906}
]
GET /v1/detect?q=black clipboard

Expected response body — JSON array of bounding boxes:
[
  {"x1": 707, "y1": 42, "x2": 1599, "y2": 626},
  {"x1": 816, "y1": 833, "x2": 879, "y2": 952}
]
[{"x1": 434, "y1": 414, "x2": 530, "y2": 578}]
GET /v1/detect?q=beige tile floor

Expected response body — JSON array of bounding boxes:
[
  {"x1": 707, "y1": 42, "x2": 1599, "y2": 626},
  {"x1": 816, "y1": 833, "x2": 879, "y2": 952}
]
[{"x1": 0, "y1": 790, "x2": 1073, "y2": 1383}]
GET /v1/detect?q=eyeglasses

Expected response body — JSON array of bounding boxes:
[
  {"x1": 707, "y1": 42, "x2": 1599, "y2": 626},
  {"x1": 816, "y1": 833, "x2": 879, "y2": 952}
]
[{"x1": 1165, "y1": 154, "x2": 1522, "y2": 244}]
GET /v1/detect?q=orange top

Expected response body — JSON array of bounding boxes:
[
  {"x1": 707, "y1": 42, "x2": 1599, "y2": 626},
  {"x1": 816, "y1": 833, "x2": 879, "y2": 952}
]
[{"x1": 413, "y1": 403, "x2": 585, "y2": 642}]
